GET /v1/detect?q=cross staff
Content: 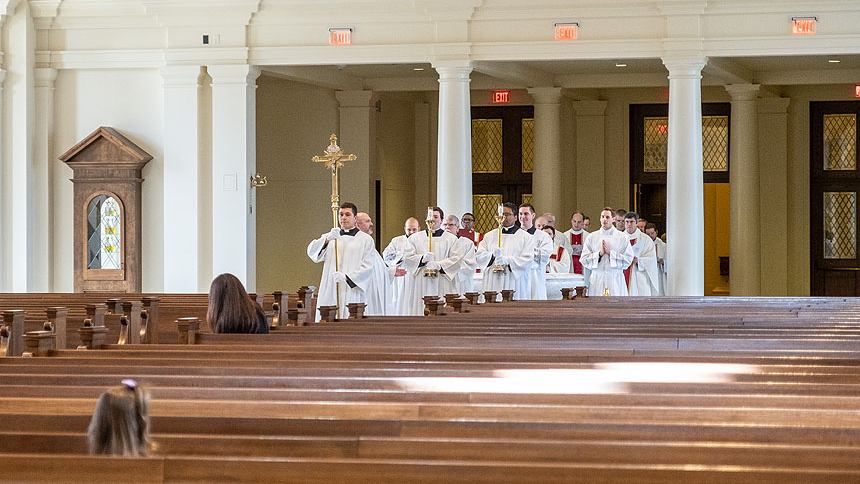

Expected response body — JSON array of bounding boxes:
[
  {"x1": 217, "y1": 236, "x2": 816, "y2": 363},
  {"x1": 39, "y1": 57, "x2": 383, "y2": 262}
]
[{"x1": 312, "y1": 134, "x2": 357, "y2": 319}]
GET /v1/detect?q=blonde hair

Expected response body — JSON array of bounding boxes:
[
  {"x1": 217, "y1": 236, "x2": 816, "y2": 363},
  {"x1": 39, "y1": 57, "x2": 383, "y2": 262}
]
[{"x1": 87, "y1": 381, "x2": 152, "y2": 456}]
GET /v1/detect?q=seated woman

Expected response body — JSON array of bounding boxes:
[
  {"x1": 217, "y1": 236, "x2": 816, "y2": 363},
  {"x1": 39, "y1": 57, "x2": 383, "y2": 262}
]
[
  {"x1": 207, "y1": 273, "x2": 269, "y2": 334},
  {"x1": 88, "y1": 379, "x2": 152, "y2": 456}
]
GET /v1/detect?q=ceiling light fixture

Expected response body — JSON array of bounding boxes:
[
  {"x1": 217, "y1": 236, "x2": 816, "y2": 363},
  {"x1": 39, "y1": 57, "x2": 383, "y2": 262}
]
[
  {"x1": 828, "y1": 59, "x2": 841, "y2": 63},
  {"x1": 615, "y1": 63, "x2": 627, "y2": 67},
  {"x1": 413, "y1": 67, "x2": 425, "y2": 71}
]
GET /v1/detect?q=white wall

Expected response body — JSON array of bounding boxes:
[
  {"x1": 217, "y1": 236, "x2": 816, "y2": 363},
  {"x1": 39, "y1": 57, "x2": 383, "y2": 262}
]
[{"x1": 52, "y1": 68, "x2": 164, "y2": 291}]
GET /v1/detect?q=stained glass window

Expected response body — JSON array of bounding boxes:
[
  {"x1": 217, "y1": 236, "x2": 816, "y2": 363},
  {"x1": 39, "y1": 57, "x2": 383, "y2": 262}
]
[
  {"x1": 643, "y1": 115, "x2": 729, "y2": 172},
  {"x1": 472, "y1": 119, "x2": 503, "y2": 173},
  {"x1": 823, "y1": 192, "x2": 856, "y2": 259},
  {"x1": 473, "y1": 194, "x2": 503, "y2": 235},
  {"x1": 823, "y1": 114, "x2": 856, "y2": 171},
  {"x1": 87, "y1": 195, "x2": 122, "y2": 270},
  {"x1": 522, "y1": 118, "x2": 534, "y2": 173}
]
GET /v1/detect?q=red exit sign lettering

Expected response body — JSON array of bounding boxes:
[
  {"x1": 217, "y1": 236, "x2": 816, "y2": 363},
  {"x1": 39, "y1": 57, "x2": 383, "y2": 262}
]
[
  {"x1": 329, "y1": 28, "x2": 353, "y2": 46},
  {"x1": 493, "y1": 90, "x2": 510, "y2": 104},
  {"x1": 855, "y1": 85, "x2": 860, "y2": 98},
  {"x1": 554, "y1": 23, "x2": 579, "y2": 41},
  {"x1": 791, "y1": 17, "x2": 816, "y2": 35}
]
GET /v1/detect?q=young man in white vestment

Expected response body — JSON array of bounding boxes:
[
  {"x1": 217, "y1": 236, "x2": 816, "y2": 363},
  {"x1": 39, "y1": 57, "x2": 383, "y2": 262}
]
[
  {"x1": 307, "y1": 203, "x2": 383, "y2": 321},
  {"x1": 645, "y1": 223, "x2": 667, "y2": 296},
  {"x1": 543, "y1": 226, "x2": 570, "y2": 274},
  {"x1": 475, "y1": 202, "x2": 536, "y2": 302},
  {"x1": 381, "y1": 217, "x2": 420, "y2": 316},
  {"x1": 622, "y1": 212, "x2": 660, "y2": 296},
  {"x1": 518, "y1": 203, "x2": 553, "y2": 300},
  {"x1": 401, "y1": 207, "x2": 465, "y2": 316},
  {"x1": 444, "y1": 214, "x2": 478, "y2": 294},
  {"x1": 580, "y1": 208, "x2": 635, "y2": 296}
]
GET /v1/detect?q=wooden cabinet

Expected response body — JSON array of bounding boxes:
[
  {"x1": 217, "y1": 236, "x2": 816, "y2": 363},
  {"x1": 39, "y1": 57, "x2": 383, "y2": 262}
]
[{"x1": 60, "y1": 127, "x2": 152, "y2": 293}]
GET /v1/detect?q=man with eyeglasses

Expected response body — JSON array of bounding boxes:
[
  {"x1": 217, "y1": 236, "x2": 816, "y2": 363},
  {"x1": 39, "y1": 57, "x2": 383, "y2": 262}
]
[
  {"x1": 458, "y1": 212, "x2": 482, "y2": 247},
  {"x1": 475, "y1": 202, "x2": 536, "y2": 302}
]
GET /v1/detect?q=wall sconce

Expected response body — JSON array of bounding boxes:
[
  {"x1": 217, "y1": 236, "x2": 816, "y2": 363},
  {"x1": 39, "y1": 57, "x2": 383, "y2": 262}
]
[{"x1": 250, "y1": 173, "x2": 267, "y2": 188}]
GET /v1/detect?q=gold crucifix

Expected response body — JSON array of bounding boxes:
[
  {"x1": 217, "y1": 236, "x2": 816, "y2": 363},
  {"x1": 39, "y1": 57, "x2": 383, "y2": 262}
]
[
  {"x1": 312, "y1": 134, "x2": 358, "y2": 230},
  {"x1": 312, "y1": 134, "x2": 357, "y2": 320}
]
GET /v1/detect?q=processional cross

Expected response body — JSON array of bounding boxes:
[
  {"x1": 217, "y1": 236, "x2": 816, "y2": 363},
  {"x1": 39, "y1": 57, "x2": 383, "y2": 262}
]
[{"x1": 312, "y1": 134, "x2": 357, "y2": 318}]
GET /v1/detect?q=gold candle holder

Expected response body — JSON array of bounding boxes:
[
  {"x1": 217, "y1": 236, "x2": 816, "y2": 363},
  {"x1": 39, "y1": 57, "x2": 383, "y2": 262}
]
[
  {"x1": 492, "y1": 204, "x2": 506, "y2": 274},
  {"x1": 424, "y1": 207, "x2": 438, "y2": 278}
]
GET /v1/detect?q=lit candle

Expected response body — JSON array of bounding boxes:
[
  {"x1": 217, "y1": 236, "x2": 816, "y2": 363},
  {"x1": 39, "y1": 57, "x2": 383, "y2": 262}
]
[
  {"x1": 426, "y1": 206, "x2": 434, "y2": 221},
  {"x1": 497, "y1": 204, "x2": 503, "y2": 217}
]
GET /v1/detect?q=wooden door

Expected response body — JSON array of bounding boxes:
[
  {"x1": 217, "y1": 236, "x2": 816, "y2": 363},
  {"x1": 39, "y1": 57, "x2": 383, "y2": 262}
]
[
  {"x1": 471, "y1": 106, "x2": 534, "y2": 234},
  {"x1": 810, "y1": 101, "x2": 860, "y2": 296}
]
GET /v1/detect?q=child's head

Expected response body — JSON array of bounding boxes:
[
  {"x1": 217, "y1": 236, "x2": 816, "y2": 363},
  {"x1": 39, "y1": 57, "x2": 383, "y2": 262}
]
[{"x1": 87, "y1": 379, "x2": 151, "y2": 456}]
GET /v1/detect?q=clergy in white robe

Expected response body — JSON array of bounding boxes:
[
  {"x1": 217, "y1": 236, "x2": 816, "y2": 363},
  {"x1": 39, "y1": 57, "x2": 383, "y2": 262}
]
[
  {"x1": 445, "y1": 215, "x2": 478, "y2": 294},
  {"x1": 356, "y1": 212, "x2": 392, "y2": 316},
  {"x1": 580, "y1": 208, "x2": 635, "y2": 296},
  {"x1": 307, "y1": 204, "x2": 381, "y2": 321},
  {"x1": 518, "y1": 204, "x2": 553, "y2": 300},
  {"x1": 382, "y1": 217, "x2": 421, "y2": 316},
  {"x1": 645, "y1": 224, "x2": 667, "y2": 296},
  {"x1": 543, "y1": 226, "x2": 571, "y2": 274},
  {"x1": 562, "y1": 211, "x2": 590, "y2": 288},
  {"x1": 401, "y1": 208, "x2": 465, "y2": 316},
  {"x1": 475, "y1": 203, "x2": 535, "y2": 302},
  {"x1": 622, "y1": 215, "x2": 660, "y2": 296}
]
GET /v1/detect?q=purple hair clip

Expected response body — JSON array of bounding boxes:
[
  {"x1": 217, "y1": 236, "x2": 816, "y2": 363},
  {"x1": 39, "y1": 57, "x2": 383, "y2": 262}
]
[{"x1": 121, "y1": 379, "x2": 137, "y2": 390}]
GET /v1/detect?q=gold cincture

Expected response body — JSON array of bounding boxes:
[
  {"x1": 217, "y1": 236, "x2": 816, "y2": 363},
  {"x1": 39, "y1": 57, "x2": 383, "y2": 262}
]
[
  {"x1": 312, "y1": 134, "x2": 358, "y2": 319},
  {"x1": 424, "y1": 207, "x2": 438, "y2": 277}
]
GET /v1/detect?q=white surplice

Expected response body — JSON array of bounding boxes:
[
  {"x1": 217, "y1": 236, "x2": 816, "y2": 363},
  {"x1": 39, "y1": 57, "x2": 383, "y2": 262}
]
[
  {"x1": 580, "y1": 226, "x2": 635, "y2": 296},
  {"x1": 382, "y1": 234, "x2": 411, "y2": 315},
  {"x1": 520, "y1": 227, "x2": 553, "y2": 300},
  {"x1": 562, "y1": 228, "x2": 590, "y2": 287},
  {"x1": 401, "y1": 229, "x2": 464, "y2": 316},
  {"x1": 625, "y1": 229, "x2": 660, "y2": 296},
  {"x1": 654, "y1": 237, "x2": 667, "y2": 296},
  {"x1": 547, "y1": 237, "x2": 571, "y2": 274},
  {"x1": 475, "y1": 226, "x2": 535, "y2": 301},
  {"x1": 307, "y1": 229, "x2": 381, "y2": 321},
  {"x1": 454, "y1": 235, "x2": 478, "y2": 294}
]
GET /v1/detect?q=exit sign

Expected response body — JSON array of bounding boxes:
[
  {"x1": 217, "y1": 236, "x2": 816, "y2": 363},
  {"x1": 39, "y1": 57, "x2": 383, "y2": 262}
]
[
  {"x1": 554, "y1": 22, "x2": 579, "y2": 41},
  {"x1": 791, "y1": 17, "x2": 816, "y2": 35},
  {"x1": 493, "y1": 90, "x2": 510, "y2": 104},
  {"x1": 329, "y1": 27, "x2": 353, "y2": 46},
  {"x1": 855, "y1": 85, "x2": 860, "y2": 98}
]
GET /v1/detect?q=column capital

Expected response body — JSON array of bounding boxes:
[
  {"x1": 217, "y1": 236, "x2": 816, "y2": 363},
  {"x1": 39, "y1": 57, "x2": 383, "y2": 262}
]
[
  {"x1": 527, "y1": 87, "x2": 563, "y2": 105},
  {"x1": 433, "y1": 60, "x2": 473, "y2": 81},
  {"x1": 662, "y1": 56, "x2": 708, "y2": 79},
  {"x1": 758, "y1": 97, "x2": 791, "y2": 115},
  {"x1": 335, "y1": 90, "x2": 376, "y2": 108},
  {"x1": 160, "y1": 65, "x2": 204, "y2": 88},
  {"x1": 571, "y1": 100, "x2": 607, "y2": 116},
  {"x1": 207, "y1": 65, "x2": 260, "y2": 86},
  {"x1": 34, "y1": 68, "x2": 58, "y2": 88},
  {"x1": 725, "y1": 84, "x2": 760, "y2": 101}
]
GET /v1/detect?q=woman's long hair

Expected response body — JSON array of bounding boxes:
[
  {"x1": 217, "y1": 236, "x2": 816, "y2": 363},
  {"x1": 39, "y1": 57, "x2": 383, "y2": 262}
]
[
  {"x1": 207, "y1": 273, "x2": 260, "y2": 333},
  {"x1": 87, "y1": 382, "x2": 151, "y2": 456}
]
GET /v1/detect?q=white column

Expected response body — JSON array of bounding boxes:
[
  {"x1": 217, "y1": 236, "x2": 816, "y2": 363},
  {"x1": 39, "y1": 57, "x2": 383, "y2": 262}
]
[
  {"x1": 663, "y1": 56, "x2": 707, "y2": 296},
  {"x1": 32, "y1": 67, "x2": 57, "y2": 291},
  {"x1": 527, "y1": 87, "x2": 563, "y2": 217},
  {"x1": 161, "y1": 66, "x2": 204, "y2": 292},
  {"x1": 0, "y1": 68, "x2": 6, "y2": 290},
  {"x1": 434, "y1": 61, "x2": 472, "y2": 217},
  {"x1": 335, "y1": 90, "x2": 376, "y2": 216},
  {"x1": 726, "y1": 84, "x2": 761, "y2": 296},
  {"x1": 571, "y1": 100, "x2": 608, "y2": 221},
  {"x1": 209, "y1": 65, "x2": 260, "y2": 292}
]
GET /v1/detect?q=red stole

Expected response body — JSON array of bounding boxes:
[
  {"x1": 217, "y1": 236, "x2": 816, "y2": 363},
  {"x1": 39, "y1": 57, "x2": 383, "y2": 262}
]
[
  {"x1": 459, "y1": 229, "x2": 482, "y2": 247},
  {"x1": 623, "y1": 238, "x2": 636, "y2": 287},
  {"x1": 548, "y1": 246, "x2": 564, "y2": 272},
  {"x1": 569, "y1": 232, "x2": 583, "y2": 274}
]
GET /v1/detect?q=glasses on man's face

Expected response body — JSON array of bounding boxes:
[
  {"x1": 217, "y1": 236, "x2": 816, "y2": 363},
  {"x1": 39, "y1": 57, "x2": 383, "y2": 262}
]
[{"x1": 503, "y1": 212, "x2": 515, "y2": 217}]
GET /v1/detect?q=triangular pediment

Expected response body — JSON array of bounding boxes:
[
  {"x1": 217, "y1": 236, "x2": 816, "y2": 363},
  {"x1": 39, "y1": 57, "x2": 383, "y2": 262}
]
[{"x1": 60, "y1": 126, "x2": 153, "y2": 165}]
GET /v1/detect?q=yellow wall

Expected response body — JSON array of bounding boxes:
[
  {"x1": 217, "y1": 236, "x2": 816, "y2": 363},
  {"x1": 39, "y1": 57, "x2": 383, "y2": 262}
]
[{"x1": 704, "y1": 183, "x2": 730, "y2": 295}]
